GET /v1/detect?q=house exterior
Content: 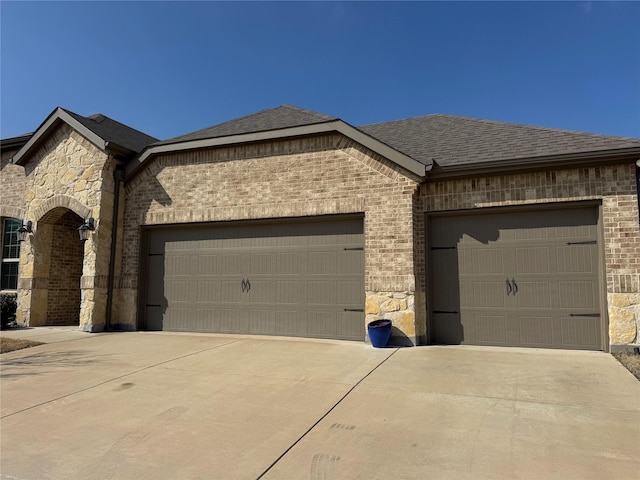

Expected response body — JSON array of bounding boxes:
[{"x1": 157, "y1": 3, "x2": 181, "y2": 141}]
[{"x1": 1, "y1": 105, "x2": 639, "y2": 352}]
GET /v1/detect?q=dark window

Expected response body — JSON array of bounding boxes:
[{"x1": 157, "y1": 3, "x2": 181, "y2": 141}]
[{"x1": 1, "y1": 219, "x2": 21, "y2": 290}]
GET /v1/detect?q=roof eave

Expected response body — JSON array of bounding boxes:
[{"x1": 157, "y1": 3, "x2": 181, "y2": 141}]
[
  {"x1": 0, "y1": 133, "x2": 33, "y2": 151},
  {"x1": 426, "y1": 147, "x2": 640, "y2": 180},
  {"x1": 126, "y1": 120, "x2": 427, "y2": 179},
  {"x1": 11, "y1": 108, "x2": 108, "y2": 165}
]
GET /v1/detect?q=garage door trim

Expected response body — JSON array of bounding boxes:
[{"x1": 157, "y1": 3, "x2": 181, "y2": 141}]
[
  {"x1": 425, "y1": 200, "x2": 607, "y2": 351},
  {"x1": 137, "y1": 214, "x2": 365, "y2": 340}
]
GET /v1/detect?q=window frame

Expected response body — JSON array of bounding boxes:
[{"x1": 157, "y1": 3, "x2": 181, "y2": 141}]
[{"x1": 1, "y1": 218, "x2": 21, "y2": 292}]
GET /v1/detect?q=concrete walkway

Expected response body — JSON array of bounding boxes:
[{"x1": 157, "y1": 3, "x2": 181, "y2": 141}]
[{"x1": 1, "y1": 329, "x2": 638, "y2": 479}]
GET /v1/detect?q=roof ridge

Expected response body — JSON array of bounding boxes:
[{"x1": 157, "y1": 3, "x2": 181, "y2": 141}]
[
  {"x1": 438, "y1": 114, "x2": 640, "y2": 141},
  {"x1": 157, "y1": 105, "x2": 338, "y2": 145},
  {"x1": 359, "y1": 113, "x2": 441, "y2": 128},
  {"x1": 61, "y1": 108, "x2": 159, "y2": 141},
  {"x1": 163, "y1": 105, "x2": 288, "y2": 140},
  {"x1": 363, "y1": 113, "x2": 640, "y2": 142},
  {"x1": 279, "y1": 104, "x2": 336, "y2": 121}
]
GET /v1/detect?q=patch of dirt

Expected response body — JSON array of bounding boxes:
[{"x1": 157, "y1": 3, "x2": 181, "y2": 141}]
[
  {"x1": 0, "y1": 337, "x2": 45, "y2": 354},
  {"x1": 613, "y1": 353, "x2": 640, "y2": 381}
]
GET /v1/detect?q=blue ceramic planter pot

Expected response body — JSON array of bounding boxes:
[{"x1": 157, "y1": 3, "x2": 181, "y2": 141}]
[{"x1": 368, "y1": 319, "x2": 392, "y2": 348}]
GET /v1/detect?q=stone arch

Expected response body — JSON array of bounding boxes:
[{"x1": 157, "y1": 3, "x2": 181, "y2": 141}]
[
  {"x1": 28, "y1": 207, "x2": 85, "y2": 326},
  {"x1": 33, "y1": 195, "x2": 91, "y2": 224},
  {"x1": 0, "y1": 205, "x2": 26, "y2": 221}
]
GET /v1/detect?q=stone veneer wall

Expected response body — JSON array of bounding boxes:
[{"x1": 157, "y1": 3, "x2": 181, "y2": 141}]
[
  {"x1": 12, "y1": 124, "x2": 116, "y2": 331},
  {"x1": 119, "y1": 134, "x2": 421, "y2": 342},
  {"x1": 418, "y1": 162, "x2": 640, "y2": 348}
]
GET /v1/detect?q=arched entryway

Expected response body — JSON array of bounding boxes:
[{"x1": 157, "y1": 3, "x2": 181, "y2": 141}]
[{"x1": 32, "y1": 207, "x2": 85, "y2": 326}]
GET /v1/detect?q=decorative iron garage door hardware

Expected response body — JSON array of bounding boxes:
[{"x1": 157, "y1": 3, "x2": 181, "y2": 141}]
[
  {"x1": 241, "y1": 278, "x2": 251, "y2": 293},
  {"x1": 343, "y1": 308, "x2": 364, "y2": 312},
  {"x1": 569, "y1": 313, "x2": 601, "y2": 317},
  {"x1": 343, "y1": 247, "x2": 364, "y2": 251},
  {"x1": 506, "y1": 278, "x2": 518, "y2": 295},
  {"x1": 566, "y1": 240, "x2": 597, "y2": 245}
]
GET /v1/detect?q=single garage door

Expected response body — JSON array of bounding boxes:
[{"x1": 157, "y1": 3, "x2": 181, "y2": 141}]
[
  {"x1": 429, "y1": 206, "x2": 603, "y2": 350},
  {"x1": 142, "y1": 216, "x2": 364, "y2": 341}
]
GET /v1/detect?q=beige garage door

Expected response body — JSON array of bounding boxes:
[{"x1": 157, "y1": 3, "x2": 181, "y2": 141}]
[
  {"x1": 142, "y1": 216, "x2": 365, "y2": 341},
  {"x1": 429, "y1": 206, "x2": 603, "y2": 350}
]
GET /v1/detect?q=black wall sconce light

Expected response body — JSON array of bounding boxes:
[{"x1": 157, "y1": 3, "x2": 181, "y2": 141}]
[
  {"x1": 78, "y1": 217, "x2": 95, "y2": 242},
  {"x1": 17, "y1": 220, "x2": 33, "y2": 242}
]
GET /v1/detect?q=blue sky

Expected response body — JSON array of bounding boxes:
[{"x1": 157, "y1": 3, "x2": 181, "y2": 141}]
[{"x1": 1, "y1": 1, "x2": 639, "y2": 140}]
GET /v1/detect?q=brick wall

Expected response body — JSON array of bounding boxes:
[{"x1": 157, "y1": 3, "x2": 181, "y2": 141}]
[
  {"x1": 45, "y1": 210, "x2": 83, "y2": 325},
  {"x1": 0, "y1": 149, "x2": 26, "y2": 220},
  {"x1": 118, "y1": 134, "x2": 421, "y2": 340},
  {"x1": 419, "y1": 162, "x2": 640, "y2": 347}
]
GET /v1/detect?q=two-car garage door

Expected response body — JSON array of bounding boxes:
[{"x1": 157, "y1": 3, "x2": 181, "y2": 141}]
[
  {"x1": 142, "y1": 216, "x2": 364, "y2": 341},
  {"x1": 429, "y1": 206, "x2": 604, "y2": 350}
]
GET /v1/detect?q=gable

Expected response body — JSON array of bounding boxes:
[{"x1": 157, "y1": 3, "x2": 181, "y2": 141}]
[
  {"x1": 10, "y1": 108, "x2": 158, "y2": 166},
  {"x1": 126, "y1": 106, "x2": 429, "y2": 179}
]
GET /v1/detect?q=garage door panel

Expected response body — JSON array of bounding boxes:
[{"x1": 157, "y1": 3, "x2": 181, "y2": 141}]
[
  {"x1": 165, "y1": 255, "x2": 190, "y2": 276},
  {"x1": 221, "y1": 309, "x2": 245, "y2": 333},
  {"x1": 221, "y1": 253, "x2": 245, "y2": 273},
  {"x1": 466, "y1": 248, "x2": 504, "y2": 274},
  {"x1": 166, "y1": 281, "x2": 192, "y2": 303},
  {"x1": 276, "y1": 281, "x2": 303, "y2": 304},
  {"x1": 561, "y1": 315, "x2": 600, "y2": 347},
  {"x1": 307, "y1": 310, "x2": 337, "y2": 338},
  {"x1": 516, "y1": 282, "x2": 551, "y2": 308},
  {"x1": 308, "y1": 251, "x2": 336, "y2": 275},
  {"x1": 336, "y1": 280, "x2": 363, "y2": 306},
  {"x1": 249, "y1": 309, "x2": 276, "y2": 334},
  {"x1": 518, "y1": 316, "x2": 554, "y2": 346},
  {"x1": 247, "y1": 280, "x2": 276, "y2": 303},
  {"x1": 337, "y1": 311, "x2": 364, "y2": 338},
  {"x1": 467, "y1": 315, "x2": 508, "y2": 344},
  {"x1": 471, "y1": 282, "x2": 507, "y2": 308},
  {"x1": 336, "y1": 251, "x2": 363, "y2": 275},
  {"x1": 165, "y1": 307, "x2": 191, "y2": 331},
  {"x1": 276, "y1": 252, "x2": 302, "y2": 274},
  {"x1": 556, "y1": 245, "x2": 595, "y2": 273},
  {"x1": 220, "y1": 281, "x2": 243, "y2": 304},
  {"x1": 143, "y1": 217, "x2": 364, "y2": 341},
  {"x1": 429, "y1": 207, "x2": 602, "y2": 350},
  {"x1": 196, "y1": 281, "x2": 221, "y2": 302},
  {"x1": 274, "y1": 310, "x2": 302, "y2": 335},
  {"x1": 308, "y1": 280, "x2": 335, "y2": 305},
  {"x1": 516, "y1": 247, "x2": 550, "y2": 274},
  {"x1": 250, "y1": 253, "x2": 276, "y2": 274},
  {"x1": 558, "y1": 281, "x2": 598, "y2": 309}
]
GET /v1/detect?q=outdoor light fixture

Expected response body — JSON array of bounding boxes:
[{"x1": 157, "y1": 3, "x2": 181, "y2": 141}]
[
  {"x1": 17, "y1": 220, "x2": 33, "y2": 242},
  {"x1": 78, "y1": 217, "x2": 95, "y2": 242}
]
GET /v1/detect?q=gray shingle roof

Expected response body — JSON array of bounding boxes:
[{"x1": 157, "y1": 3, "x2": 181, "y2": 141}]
[
  {"x1": 62, "y1": 109, "x2": 158, "y2": 154},
  {"x1": 359, "y1": 114, "x2": 640, "y2": 167},
  {"x1": 155, "y1": 105, "x2": 337, "y2": 146}
]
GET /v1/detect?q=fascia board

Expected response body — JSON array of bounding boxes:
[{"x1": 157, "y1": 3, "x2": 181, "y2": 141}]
[
  {"x1": 12, "y1": 108, "x2": 107, "y2": 165},
  {"x1": 0, "y1": 134, "x2": 32, "y2": 150},
  {"x1": 335, "y1": 123, "x2": 429, "y2": 177},
  {"x1": 126, "y1": 120, "x2": 427, "y2": 178},
  {"x1": 427, "y1": 148, "x2": 640, "y2": 180}
]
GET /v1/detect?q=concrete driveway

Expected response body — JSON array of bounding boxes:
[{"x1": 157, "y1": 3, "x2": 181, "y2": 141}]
[{"x1": 1, "y1": 329, "x2": 638, "y2": 480}]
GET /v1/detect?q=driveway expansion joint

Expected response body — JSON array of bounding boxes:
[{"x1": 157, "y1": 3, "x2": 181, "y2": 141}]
[{"x1": 254, "y1": 347, "x2": 400, "y2": 480}]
